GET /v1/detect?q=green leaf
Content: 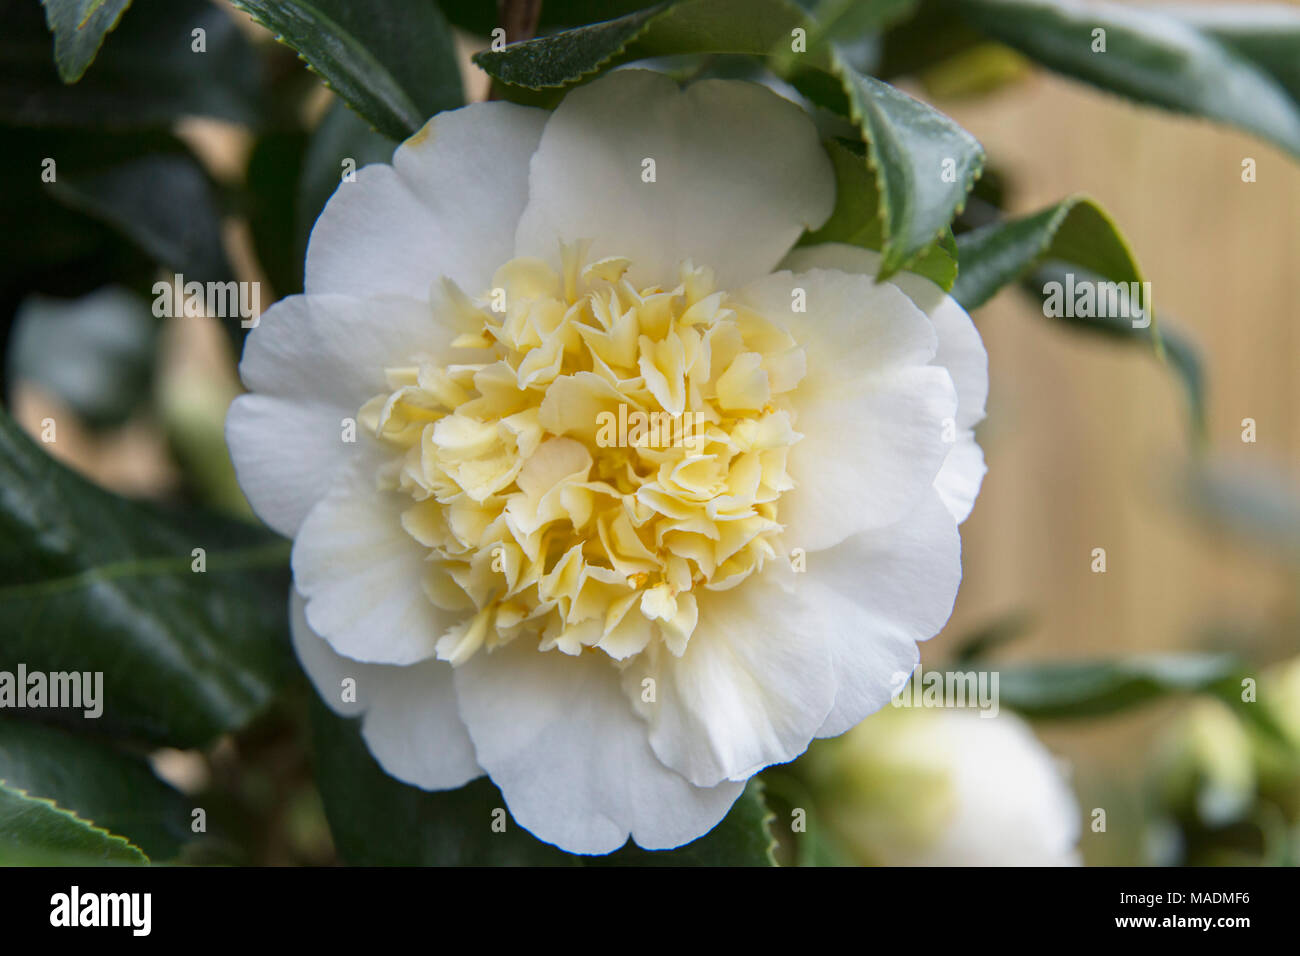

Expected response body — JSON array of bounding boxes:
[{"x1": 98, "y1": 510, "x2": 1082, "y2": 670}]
[
  {"x1": 951, "y1": 0, "x2": 1300, "y2": 158},
  {"x1": 951, "y1": 195, "x2": 1142, "y2": 312},
  {"x1": 1163, "y1": 4, "x2": 1300, "y2": 105},
  {"x1": 1, "y1": 0, "x2": 261, "y2": 128},
  {"x1": 6, "y1": 287, "x2": 157, "y2": 430},
  {"x1": 0, "y1": 719, "x2": 189, "y2": 860},
  {"x1": 997, "y1": 653, "x2": 1242, "y2": 719},
  {"x1": 1031, "y1": 261, "x2": 1206, "y2": 444},
  {"x1": 0, "y1": 782, "x2": 145, "y2": 865},
  {"x1": 310, "y1": 696, "x2": 777, "y2": 865},
  {"x1": 828, "y1": 59, "x2": 983, "y2": 277},
  {"x1": 948, "y1": 196, "x2": 1206, "y2": 442},
  {"x1": 1178, "y1": 459, "x2": 1300, "y2": 560},
  {"x1": 474, "y1": 0, "x2": 806, "y2": 95},
  {"x1": 0, "y1": 411, "x2": 294, "y2": 748},
  {"x1": 228, "y1": 0, "x2": 462, "y2": 141},
  {"x1": 440, "y1": 0, "x2": 662, "y2": 37},
  {"x1": 800, "y1": 137, "x2": 960, "y2": 291},
  {"x1": 49, "y1": 148, "x2": 233, "y2": 288},
  {"x1": 40, "y1": 0, "x2": 133, "y2": 83}
]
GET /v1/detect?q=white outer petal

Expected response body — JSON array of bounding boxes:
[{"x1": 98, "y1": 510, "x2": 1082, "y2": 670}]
[
  {"x1": 809, "y1": 489, "x2": 963, "y2": 739},
  {"x1": 515, "y1": 69, "x2": 834, "y2": 290},
  {"x1": 292, "y1": 460, "x2": 457, "y2": 666},
  {"x1": 226, "y1": 292, "x2": 458, "y2": 537},
  {"x1": 781, "y1": 244, "x2": 989, "y2": 523},
  {"x1": 737, "y1": 268, "x2": 957, "y2": 552},
  {"x1": 290, "y1": 590, "x2": 481, "y2": 790},
  {"x1": 454, "y1": 640, "x2": 745, "y2": 854},
  {"x1": 623, "y1": 558, "x2": 837, "y2": 788},
  {"x1": 306, "y1": 101, "x2": 548, "y2": 298}
]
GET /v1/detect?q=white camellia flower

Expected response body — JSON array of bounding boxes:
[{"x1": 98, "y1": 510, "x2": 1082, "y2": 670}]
[
  {"x1": 811, "y1": 707, "x2": 1081, "y2": 866},
  {"x1": 226, "y1": 69, "x2": 988, "y2": 854}
]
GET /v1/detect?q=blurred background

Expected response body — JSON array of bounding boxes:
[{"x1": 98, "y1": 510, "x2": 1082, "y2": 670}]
[{"x1": 3, "y1": 0, "x2": 1298, "y2": 865}]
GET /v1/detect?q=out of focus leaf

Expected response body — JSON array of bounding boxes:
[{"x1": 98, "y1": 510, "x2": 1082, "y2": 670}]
[
  {"x1": 0, "y1": 0, "x2": 260, "y2": 127},
  {"x1": 997, "y1": 654, "x2": 1242, "y2": 719},
  {"x1": 0, "y1": 411, "x2": 293, "y2": 747},
  {"x1": 246, "y1": 130, "x2": 309, "y2": 299},
  {"x1": 40, "y1": 0, "x2": 133, "y2": 83},
  {"x1": 951, "y1": 0, "x2": 1300, "y2": 158},
  {"x1": 6, "y1": 287, "x2": 157, "y2": 429},
  {"x1": 1162, "y1": 4, "x2": 1300, "y2": 104},
  {"x1": 0, "y1": 719, "x2": 189, "y2": 860},
  {"x1": 228, "y1": 0, "x2": 462, "y2": 141},
  {"x1": 1179, "y1": 459, "x2": 1300, "y2": 559},
  {"x1": 0, "y1": 782, "x2": 145, "y2": 864}
]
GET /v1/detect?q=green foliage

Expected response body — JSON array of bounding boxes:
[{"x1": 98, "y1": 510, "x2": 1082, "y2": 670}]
[
  {"x1": 0, "y1": 412, "x2": 293, "y2": 748},
  {"x1": 0, "y1": 782, "x2": 145, "y2": 865},
  {"x1": 997, "y1": 654, "x2": 1243, "y2": 719},
  {"x1": 228, "y1": 0, "x2": 462, "y2": 140},
  {"x1": 0, "y1": 719, "x2": 189, "y2": 860},
  {"x1": 950, "y1": 0, "x2": 1300, "y2": 158},
  {"x1": 40, "y1": 0, "x2": 134, "y2": 83}
]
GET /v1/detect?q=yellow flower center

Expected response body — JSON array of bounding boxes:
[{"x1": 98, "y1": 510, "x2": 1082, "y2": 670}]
[{"x1": 359, "y1": 244, "x2": 804, "y2": 665}]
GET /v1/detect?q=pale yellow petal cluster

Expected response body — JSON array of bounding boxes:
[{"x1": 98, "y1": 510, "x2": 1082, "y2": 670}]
[{"x1": 359, "y1": 246, "x2": 804, "y2": 665}]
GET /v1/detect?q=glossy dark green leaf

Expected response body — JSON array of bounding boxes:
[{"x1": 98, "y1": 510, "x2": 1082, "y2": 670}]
[
  {"x1": 951, "y1": 195, "x2": 1143, "y2": 312},
  {"x1": 229, "y1": 0, "x2": 462, "y2": 141},
  {"x1": 1, "y1": 0, "x2": 261, "y2": 128},
  {"x1": 474, "y1": 0, "x2": 805, "y2": 95},
  {"x1": 440, "y1": 0, "x2": 660, "y2": 37},
  {"x1": 5, "y1": 287, "x2": 157, "y2": 429},
  {"x1": 0, "y1": 719, "x2": 189, "y2": 860},
  {"x1": 951, "y1": 0, "x2": 1300, "y2": 158},
  {"x1": 800, "y1": 137, "x2": 960, "y2": 290},
  {"x1": 40, "y1": 0, "x2": 133, "y2": 83},
  {"x1": 997, "y1": 654, "x2": 1241, "y2": 719},
  {"x1": 0, "y1": 782, "x2": 145, "y2": 864},
  {"x1": 311, "y1": 696, "x2": 778, "y2": 865},
  {"x1": 830, "y1": 60, "x2": 983, "y2": 277},
  {"x1": 0, "y1": 411, "x2": 294, "y2": 748}
]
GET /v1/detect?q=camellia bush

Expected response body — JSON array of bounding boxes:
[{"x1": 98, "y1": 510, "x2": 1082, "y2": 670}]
[{"x1": 1, "y1": 0, "x2": 1298, "y2": 869}]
